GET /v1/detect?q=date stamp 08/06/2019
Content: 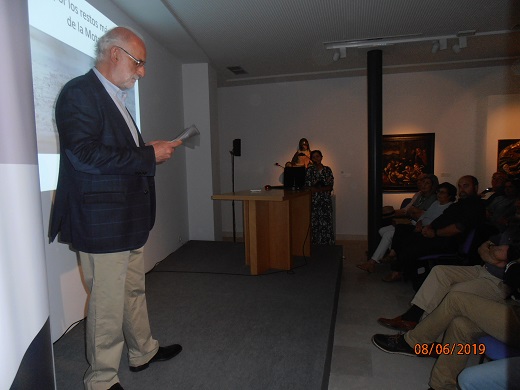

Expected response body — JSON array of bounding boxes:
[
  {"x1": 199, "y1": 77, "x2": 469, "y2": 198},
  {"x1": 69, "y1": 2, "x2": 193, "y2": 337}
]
[{"x1": 414, "y1": 343, "x2": 486, "y2": 356}]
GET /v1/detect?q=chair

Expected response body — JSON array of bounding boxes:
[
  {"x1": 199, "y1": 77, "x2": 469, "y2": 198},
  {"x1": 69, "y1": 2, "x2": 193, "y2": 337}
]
[
  {"x1": 478, "y1": 335, "x2": 520, "y2": 363},
  {"x1": 412, "y1": 228, "x2": 478, "y2": 291},
  {"x1": 400, "y1": 197, "x2": 412, "y2": 209}
]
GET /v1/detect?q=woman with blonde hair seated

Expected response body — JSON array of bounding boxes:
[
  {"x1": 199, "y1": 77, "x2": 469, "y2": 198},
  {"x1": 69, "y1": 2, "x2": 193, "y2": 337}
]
[{"x1": 287, "y1": 138, "x2": 312, "y2": 168}]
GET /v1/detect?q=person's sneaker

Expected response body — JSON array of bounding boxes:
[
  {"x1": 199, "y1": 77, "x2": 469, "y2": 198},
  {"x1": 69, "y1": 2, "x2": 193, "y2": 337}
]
[
  {"x1": 372, "y1": 333, "x2": 416, "y2": 356},
  {"x1": 372, "y1": 334, "x2": 440, "y2": 358}
]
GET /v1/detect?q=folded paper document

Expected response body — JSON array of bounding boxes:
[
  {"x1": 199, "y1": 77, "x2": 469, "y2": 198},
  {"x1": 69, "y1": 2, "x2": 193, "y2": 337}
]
[{"x1": 171, "y1": 124, "x2": 200, "y2": 148}]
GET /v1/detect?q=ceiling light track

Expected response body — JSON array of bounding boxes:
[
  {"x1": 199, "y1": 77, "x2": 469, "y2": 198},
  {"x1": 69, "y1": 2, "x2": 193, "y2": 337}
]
[{"x1": 325, "y1": 29, "x2": 512, "y2": 61}]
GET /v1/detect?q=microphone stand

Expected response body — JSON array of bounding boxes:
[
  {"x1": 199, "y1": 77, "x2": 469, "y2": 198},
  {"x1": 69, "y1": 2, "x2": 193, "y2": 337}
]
[{"x1": 230, "y1": 150, "x2": 236, "y2": 243}]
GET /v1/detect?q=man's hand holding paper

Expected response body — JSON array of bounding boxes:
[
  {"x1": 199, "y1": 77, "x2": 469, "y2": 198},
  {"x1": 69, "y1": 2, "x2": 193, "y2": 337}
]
[
  {"x1": 147, "y1": 140, "x2": 182, "y2": 164},
  {"x1": 171, "y1": 124, "x2": 200, "y2": 148}
]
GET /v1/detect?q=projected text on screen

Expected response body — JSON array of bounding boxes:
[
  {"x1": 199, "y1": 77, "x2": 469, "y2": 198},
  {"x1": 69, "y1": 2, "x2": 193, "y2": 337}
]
[{"x1": 28, "y1": 0, "x2": 141, "y2": 191}]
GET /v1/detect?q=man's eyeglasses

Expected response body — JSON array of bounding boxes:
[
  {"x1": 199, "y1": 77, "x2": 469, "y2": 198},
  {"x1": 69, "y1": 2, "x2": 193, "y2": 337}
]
[{"x1": 116, "y1": 46, "x2": 146, "y2": 68}]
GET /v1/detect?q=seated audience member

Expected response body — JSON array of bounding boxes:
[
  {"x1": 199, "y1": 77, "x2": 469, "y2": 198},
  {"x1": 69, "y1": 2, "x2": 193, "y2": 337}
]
[
  {"x1": 458, "y1": 357, "x2": 520, "y2": 390},
  {"x1": 372, "y1": 255, "x2": 520, "y2": 390},
  {"x1": 480, "y1": 171, "x2": 507, "y2": 204},
  {"x1": 485, "y1": 179, "x2": 520, "y2": 233},
  {"x1": 377, "y1": 226, "x2": 519, "y2": 331},
  {"x1": 357, "y1": 180, "x2": 453, "y2": 273},
  {"x1": 305, "y1": 150, "x2": 334, "y2": 245},
  {"x1": 382, "y1": 175, "x2": 486, "y2": 283},
  {"x1": 383, "y1": 173, "x2": 438, "y2": 223},
  {"x1": 287, "y1": 138, "x2": 312, "y2": 168}
]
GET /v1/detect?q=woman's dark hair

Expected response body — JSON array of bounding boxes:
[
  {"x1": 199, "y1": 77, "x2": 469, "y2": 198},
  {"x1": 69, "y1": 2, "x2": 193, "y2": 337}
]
[
  {"x1": 423, "y1": 174, "x2": 439, "y2": 192},
  {"x1": 438, "y1": 182, "x2": 457, "y2": 202},
  {"x1": 298, "y1": 138, "x2": 310, "y2": 151}
]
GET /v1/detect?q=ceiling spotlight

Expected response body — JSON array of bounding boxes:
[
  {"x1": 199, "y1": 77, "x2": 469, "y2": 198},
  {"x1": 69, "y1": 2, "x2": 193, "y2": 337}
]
[
  {"x1": 452, "y1": 30, "x2": 473, "y2": 53},
  {"x1": 431, "y1": 41, "x2": 440, "y2": 53},
  {"x1": 458, "y1": 36, "x2": 467, "y2": 49},
  {"x1": 432, "y1": 38, "x2": 447, "y2": 54},
  {"x1": 452, "y1": 36, "x2": 468, "y2": 53},
  {"x1": 332, "y1": 47, "x2": 347, "y2": 62}
]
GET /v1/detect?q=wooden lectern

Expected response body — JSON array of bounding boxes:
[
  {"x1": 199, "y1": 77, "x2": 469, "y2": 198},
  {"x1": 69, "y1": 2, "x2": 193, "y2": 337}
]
[{"x1": 212, "y1": 189, "x2": 311, "y2": 275}]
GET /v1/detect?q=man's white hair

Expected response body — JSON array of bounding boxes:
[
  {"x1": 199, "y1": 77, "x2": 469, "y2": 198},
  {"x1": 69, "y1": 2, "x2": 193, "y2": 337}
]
[{"x1": 95, "y1": 26, "x2": 144, "y2": 64}]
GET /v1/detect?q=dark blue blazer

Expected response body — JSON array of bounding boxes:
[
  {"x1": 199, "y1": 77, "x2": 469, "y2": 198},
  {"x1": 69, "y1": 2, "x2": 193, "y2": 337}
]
[{"x1": 50, "y1": 70, "x2": 157, "y2": 253}]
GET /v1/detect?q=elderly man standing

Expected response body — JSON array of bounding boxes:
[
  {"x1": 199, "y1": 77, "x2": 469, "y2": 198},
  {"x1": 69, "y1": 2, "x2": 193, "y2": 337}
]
[{"x1": 50, "y1": 27, "x2": 182, "y2": 390}]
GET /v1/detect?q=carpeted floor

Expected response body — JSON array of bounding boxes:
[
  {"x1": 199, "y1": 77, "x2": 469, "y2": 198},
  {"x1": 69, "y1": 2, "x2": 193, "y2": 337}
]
[{"x1": 53, "y1": 240, "x2": 343, "y2": 390}]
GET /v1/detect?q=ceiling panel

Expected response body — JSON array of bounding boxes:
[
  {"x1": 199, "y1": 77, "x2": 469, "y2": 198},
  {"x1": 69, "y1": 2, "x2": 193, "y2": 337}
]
[{"x1": 111, "y1": 0, "x2": 520, "y2": 86}]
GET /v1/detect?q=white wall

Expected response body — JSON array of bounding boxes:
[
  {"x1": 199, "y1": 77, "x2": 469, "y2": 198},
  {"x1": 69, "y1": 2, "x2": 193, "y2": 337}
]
[
  {"x1": 217, "y1": 66, "x2": 520, "y2": 239},
  {"x1": 182, "y1": 63, "x2": 222, "y2": 240},
  {"x1": 43, "y1": 0, "x2": 189, "y2": 342}
]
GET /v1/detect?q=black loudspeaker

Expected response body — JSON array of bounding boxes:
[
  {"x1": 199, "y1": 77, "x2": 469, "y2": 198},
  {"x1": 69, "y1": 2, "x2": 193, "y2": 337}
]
[{"x1": 233, "y1": 139, "x2": 241, "y2": 156}]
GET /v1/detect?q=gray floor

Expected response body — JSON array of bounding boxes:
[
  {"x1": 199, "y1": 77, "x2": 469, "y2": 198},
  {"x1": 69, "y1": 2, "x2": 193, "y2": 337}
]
[{"x1": 328, "y1": 241, "x2": 436, "y2": 389}]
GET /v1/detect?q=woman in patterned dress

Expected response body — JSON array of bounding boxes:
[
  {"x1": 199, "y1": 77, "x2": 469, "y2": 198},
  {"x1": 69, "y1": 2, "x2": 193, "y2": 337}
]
[{"x1": 305, "y1": 150, "x2": 335, "y2": 245}]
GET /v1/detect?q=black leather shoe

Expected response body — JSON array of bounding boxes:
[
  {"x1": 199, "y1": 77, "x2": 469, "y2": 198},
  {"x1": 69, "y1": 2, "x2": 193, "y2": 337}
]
[
  {"x1": 108, "y1": 383, "x2": 124, "y2": 390},
  {"x1": 372, "y1": 334, "x2": 440, "y2": 358},
  {"x1": 372, "y1": 333, "x2": 416, "y2": 356},
  {"x1": 129, "y1": 344, "x2": 182, "y2": 372}
]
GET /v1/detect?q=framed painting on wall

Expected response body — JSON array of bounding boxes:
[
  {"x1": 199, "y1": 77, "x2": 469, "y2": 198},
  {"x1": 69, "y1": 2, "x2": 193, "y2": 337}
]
[
  {"x1": 498, "y1": 139, "x2": 520, "y2": 178},
  {"x1": 382, "y1": 133, "x2": 435, "y2": 192}
]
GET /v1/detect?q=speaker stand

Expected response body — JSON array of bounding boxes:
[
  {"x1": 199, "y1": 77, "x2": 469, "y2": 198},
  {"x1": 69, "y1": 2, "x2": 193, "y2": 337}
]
[{"x1": 230, "y1": 150, "x2": 236, "y2": 243}]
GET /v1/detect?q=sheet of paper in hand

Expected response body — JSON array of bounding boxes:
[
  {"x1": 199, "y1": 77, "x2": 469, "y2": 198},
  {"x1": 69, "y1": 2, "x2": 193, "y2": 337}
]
[{"x1": 171, "y1": 124, "x2": 200, "y2": 148}]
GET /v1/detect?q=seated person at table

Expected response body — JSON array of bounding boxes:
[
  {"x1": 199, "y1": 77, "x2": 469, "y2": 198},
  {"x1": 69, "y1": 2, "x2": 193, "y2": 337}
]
[
  {"x1": 305, "y1": 150, "x2": 334, "y2": 245},
  {"x1": 286, "y1": 138, "x2": 312, "y2": 168},
  {"x1": 376, "y1": 226, "x2": 520, "y2": 332},
  {"x1": 357, "y1": 180, "x2": 452, "y2": 273},
  {"x1": 382, "y1": 175, "x2": 486, "y2": 283}
]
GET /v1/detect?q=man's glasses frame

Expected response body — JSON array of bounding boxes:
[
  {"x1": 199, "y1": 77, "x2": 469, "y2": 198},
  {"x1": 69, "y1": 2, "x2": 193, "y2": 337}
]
[{"x1": 115, "y1": 46, "x2": 146, "y2": 68}]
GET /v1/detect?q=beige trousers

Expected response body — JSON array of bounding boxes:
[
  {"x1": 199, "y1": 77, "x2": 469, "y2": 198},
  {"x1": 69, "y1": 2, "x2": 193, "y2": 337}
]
[
  {"x1": 405, "y1": 291, "x2": 520, "y2": 390},
  {"x1": 79, "y1": 248, "x2": 159, "y2": 390},
  {"x1": 412, "y1": 265, "x2": 510, "y2": 315}
]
